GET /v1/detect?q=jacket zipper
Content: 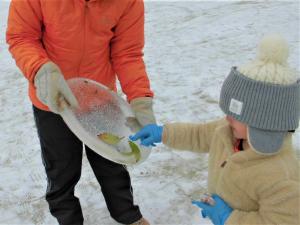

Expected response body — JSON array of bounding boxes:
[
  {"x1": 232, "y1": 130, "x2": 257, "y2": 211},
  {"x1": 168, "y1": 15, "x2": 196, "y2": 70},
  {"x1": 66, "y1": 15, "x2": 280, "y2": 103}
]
[
  {"x1": 221, "y1": 142, "x2": 243, "y2": 168},
  {"x1": 78, "y1": 1, "x2": 88, "y2": 75},
  {"x1": 220, "y1": 160, "x2": 227, "y2": 168}
]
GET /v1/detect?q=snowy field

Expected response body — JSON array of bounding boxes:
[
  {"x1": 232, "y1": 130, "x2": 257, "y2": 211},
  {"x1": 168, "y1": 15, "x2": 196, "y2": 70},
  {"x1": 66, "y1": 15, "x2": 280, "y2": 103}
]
[{"x1": 0, "y1": 0, "x2": 299, "y2": 224}]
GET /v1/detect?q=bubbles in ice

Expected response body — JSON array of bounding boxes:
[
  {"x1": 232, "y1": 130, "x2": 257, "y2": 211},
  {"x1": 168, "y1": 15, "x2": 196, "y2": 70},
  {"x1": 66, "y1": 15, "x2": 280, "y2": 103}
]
[{"x1": 67, "y1": 78, "x2": 136, "y2": 153}]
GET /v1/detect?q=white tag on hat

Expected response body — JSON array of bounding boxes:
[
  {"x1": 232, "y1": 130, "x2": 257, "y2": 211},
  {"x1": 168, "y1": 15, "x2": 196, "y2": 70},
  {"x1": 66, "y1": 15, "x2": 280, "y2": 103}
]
[{"x1": 229, "y1": 98, "x2": 243, "y2": 115}]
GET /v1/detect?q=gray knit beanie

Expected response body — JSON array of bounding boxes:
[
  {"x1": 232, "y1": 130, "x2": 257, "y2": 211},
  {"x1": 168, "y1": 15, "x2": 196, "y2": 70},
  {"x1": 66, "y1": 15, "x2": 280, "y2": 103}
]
[{"x1": 219, "y1": 34, "x2": 300, "y2": 155}]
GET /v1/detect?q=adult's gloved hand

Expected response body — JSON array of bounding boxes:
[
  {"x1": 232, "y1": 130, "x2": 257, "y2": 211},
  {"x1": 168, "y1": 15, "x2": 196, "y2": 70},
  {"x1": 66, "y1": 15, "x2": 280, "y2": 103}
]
[
  {"x1": 192, "y1": 194, "x2": 233, "y2": 225},
  {"x1": 130, "y1": 124, "x2": 163, "y2": 147},
  {"x1": 34, "y1": 62, "x2": 78, "y2": 114},
  {"x1": 130, "y1": 97, "x2": 156, "y2": 127}
]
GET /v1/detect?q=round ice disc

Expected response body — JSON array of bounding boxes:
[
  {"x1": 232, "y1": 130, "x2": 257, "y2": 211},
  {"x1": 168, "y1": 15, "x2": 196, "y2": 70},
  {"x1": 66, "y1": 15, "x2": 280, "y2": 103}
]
[{"x1": 60, "y1": 78, "x2": 151, "y2": 165}]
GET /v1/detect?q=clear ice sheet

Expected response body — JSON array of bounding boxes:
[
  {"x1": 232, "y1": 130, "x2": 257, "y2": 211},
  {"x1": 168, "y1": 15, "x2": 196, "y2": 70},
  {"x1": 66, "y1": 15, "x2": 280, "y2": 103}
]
[{"x1": 67, "y1": 78, "x2": 142, "y2": 154}]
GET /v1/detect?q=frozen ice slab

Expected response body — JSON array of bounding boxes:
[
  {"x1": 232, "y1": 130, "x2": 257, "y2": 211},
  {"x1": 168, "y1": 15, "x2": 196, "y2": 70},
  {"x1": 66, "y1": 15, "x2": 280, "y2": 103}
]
[{"x1": 60, "y1": 78, "x2": 151, "y2": 165}]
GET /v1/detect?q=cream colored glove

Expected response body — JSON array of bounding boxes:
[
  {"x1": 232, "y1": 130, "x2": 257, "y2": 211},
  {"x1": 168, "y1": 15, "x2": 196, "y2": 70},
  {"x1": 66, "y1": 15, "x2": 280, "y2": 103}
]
[
  {"x1": 34, "y1": 62, "x2": 78, "y2": 113},
  {"x1": 130, "y1": 97, "x2": 156, "y2": 127}
]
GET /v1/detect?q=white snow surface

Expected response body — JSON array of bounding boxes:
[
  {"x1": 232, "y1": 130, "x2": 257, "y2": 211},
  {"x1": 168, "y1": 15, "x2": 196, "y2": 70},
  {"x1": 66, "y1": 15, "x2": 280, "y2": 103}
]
[{"x1": 0, "y1": 0, "x2": 299, "y2": 224}]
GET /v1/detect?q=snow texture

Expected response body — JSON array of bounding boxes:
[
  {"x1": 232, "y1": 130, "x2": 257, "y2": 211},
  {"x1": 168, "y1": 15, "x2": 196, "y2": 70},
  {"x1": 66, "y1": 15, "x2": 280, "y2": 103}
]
[{"x1": 0, "y1": 0, "x2": 299, "y2": 224}]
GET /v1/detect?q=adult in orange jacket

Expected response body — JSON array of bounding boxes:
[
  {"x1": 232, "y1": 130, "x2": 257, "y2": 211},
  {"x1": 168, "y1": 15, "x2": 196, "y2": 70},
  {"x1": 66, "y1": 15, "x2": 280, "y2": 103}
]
[{"x1": 6, "y1": 0, "x2": 155, "y2": 224}]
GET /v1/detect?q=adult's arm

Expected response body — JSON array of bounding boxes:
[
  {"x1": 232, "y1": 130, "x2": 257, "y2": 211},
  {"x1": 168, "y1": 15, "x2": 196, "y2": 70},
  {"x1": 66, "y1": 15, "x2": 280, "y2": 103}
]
[
  {"x1": 6, "y1": 0, "x2": 49, "y2": 83},
  {"x1": 110, "y1": 0, "x2": 153, "y2": 101}
]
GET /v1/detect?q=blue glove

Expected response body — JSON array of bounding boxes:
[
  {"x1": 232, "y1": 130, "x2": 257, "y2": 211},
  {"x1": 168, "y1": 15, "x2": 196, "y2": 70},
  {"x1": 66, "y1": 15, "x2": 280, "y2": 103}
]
[
  {"x1": 192, "y1": 194, "x2": 233, "y2": 225},
  {"x1": 129, "y1": 124, "x2": 163, "y2": 147}
]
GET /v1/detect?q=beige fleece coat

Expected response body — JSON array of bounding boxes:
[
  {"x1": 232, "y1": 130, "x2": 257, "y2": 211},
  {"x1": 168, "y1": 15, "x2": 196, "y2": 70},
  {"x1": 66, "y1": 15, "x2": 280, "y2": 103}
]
[{"x1": 162, "y1": 119, "x2": 300, "y2": 225}]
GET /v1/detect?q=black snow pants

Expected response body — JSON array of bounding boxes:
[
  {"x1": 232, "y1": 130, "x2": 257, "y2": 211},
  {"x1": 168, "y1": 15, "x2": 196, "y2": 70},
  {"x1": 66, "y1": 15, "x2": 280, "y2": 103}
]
[{"x1": 33, "y1": 106, "x2": 142, "y2": 225}]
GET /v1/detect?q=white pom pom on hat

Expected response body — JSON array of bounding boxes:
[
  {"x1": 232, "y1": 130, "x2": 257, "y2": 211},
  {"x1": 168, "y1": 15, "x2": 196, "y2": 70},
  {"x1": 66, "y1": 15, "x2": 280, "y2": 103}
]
[
  {"x1": 257, "y1": 34, "x2": 289, "y2": 64},
  {"x1": 238, "y1": 34, "x2": 298, "y2": 85}
]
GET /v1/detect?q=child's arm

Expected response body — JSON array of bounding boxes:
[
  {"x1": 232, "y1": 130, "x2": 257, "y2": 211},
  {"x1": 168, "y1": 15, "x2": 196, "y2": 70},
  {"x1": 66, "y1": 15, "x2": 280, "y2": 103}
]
[
  {"x1": 162, "y1": 118, "x2": 226, "y2": 153},
  {"x1": 226, "y1": 180, "x2": 299, "y2": 225}
]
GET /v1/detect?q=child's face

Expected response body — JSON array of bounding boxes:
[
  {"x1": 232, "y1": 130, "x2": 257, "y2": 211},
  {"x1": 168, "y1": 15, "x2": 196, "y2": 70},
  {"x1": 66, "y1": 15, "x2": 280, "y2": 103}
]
[{"x1": 226, "y1": 116, "x2": 247, "y2": 139}]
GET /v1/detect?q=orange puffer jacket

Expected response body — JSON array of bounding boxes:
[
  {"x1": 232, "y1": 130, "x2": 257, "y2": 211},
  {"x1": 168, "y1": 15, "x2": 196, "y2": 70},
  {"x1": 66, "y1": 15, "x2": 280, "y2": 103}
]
[{"x1": 6, "y1": 0, "x2": 153, "y2": 111}]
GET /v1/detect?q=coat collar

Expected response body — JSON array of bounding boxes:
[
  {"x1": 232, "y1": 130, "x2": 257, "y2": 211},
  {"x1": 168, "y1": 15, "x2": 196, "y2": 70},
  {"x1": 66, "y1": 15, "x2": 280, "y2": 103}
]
[{"x1": 217, "y1": 124, "x2": 294, "y2": 163}]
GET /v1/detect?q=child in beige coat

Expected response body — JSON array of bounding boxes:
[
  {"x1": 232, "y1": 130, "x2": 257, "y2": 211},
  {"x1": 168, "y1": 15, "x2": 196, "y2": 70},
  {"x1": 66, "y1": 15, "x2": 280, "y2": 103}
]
[{"x1": 130, "y1": 34, "x2": 300, "y2": 225}]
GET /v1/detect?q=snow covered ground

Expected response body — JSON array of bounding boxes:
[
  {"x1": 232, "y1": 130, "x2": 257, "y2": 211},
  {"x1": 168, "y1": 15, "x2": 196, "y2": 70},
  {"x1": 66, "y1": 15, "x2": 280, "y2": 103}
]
[{"x1": 0, "y1": 0, "x2": 299, "y2": 224}]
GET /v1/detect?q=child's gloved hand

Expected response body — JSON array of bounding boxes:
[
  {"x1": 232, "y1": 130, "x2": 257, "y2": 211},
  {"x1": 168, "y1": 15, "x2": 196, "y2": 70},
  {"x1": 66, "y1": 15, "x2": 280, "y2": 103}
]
[
  {"x1": 192, "y1": 194, "x2": 233, "y2": 225},
  {"x1": 129, "y1": 124, "x2": 163, "y2": 147}
]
